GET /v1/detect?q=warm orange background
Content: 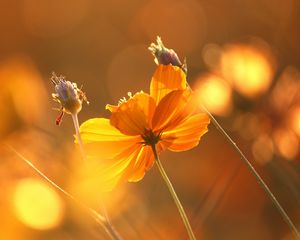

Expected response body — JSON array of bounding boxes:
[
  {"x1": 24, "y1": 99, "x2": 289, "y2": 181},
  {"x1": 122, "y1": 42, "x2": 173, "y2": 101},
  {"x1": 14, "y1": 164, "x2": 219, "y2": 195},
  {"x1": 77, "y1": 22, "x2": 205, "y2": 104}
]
[{"x1": 1, "y1": 0, "x2": 300, "y2": 239}]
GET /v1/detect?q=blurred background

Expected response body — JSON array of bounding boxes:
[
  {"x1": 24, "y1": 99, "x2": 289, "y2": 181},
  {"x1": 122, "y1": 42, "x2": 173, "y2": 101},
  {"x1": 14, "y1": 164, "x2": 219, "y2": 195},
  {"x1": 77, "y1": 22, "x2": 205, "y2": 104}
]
[{"x1": 1, "y1": 0, "x2": 300, "y2": 239}]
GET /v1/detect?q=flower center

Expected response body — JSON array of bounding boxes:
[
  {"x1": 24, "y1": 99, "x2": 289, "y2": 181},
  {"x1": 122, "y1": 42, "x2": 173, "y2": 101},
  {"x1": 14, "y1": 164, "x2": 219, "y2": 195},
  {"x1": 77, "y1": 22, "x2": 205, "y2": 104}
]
[{"x1": 142, "y1": 129, "x2": 161, "y2": 146}]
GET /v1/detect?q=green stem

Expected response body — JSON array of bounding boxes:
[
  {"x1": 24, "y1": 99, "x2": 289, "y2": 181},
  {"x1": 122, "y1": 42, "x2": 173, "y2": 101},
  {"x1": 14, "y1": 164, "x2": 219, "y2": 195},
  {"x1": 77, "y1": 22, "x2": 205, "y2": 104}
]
[
  {"x1": 201, "y1": 106, "x2": 300, "y2": 240},
  {"x1": 151, "y1": 143, "x2": 196, "y2": 240}
]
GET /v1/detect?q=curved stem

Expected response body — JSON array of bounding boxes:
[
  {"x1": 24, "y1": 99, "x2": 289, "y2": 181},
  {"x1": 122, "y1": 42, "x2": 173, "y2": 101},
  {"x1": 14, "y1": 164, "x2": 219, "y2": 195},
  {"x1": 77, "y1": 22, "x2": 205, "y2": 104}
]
[
  {"x1": 99, "y1": 200, "x2": 123, "y2": 240},
  {"x1": 7, "y1": 145, "x2": 123, "y2": 240},
  {"x1": 201, "y1": 106, "x2": 300, "y2": 240},
  {"x1": 72, "y1": 113, "x2": 86, "y2": 160},
  {"x1": 150, "y1": 143, "x2": 196, "y2": 240}
]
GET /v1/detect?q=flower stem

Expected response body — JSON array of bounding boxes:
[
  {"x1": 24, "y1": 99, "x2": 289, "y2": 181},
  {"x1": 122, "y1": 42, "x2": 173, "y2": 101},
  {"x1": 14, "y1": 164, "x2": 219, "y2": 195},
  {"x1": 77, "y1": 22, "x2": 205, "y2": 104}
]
[
  {"x1": 71, "y1": 114, "x2": 123, "y2": 240},
  {"x1": 72, "y1": 113, "x2": 86, "y2": 160},
  {"x1": 7, "y1": 145, "x2": 123, "y2": 240},
  {"x1": 150, "y1": 143, "x2": 196, "y2": 240},
  {"x1": 201, "y1": 106, "x2": 300, "y2": 240}
]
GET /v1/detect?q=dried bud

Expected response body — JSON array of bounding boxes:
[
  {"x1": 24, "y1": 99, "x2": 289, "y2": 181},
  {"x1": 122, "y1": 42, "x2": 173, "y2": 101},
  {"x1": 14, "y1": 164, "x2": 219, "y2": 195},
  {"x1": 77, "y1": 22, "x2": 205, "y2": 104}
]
[
  {"x1": 51, "y1": 72, "x2": 88, "y2": 124},
  {"x1": 148, "y1": 36, "x2": 187, "y2": 73}
]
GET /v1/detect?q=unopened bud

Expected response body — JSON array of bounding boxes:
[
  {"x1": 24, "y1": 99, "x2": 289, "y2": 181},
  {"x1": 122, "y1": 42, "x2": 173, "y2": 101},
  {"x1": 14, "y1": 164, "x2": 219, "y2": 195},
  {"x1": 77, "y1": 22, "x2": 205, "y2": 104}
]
[
  {"x1": 148, "y1": 36, "x2": 187, "y2": 73},
  {"x1": 51, "y1": 72, "x2": 88, "y2": 124}
]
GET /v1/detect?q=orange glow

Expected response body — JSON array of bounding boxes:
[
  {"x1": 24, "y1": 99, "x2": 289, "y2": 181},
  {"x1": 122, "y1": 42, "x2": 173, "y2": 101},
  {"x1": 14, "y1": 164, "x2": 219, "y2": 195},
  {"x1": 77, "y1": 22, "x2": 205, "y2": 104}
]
[
  {"x1": 195, "y1": 74, "x2": 232, "y2": 116},
  {"x1": 270, "y1": 66, "x2": 300, "y2": 112},
  {"x1": 274, "y1": 129, "x2": 299, "y2": 160},
  {"x1": 202, "y1": 43, "x2": 222, "y2": 69},
  {"x1": 0, "y1": 56, "x2": 47, "y2": 123},
  {"x1": 0, "y1": 56, "x2": 47, "y2": 136},
  {"x1": 221, "y1": 43, "x2": 274, "y2": 98},
  {"x1": 13, "y1": 178, "x2": 64, "y2": 230},
  {"x1": 1, "y1": 1, "x2": 299, "y2": 239},
  {"x1": 106, "y1": 44, "x2": 151, "y2": 102},
  {"x1": 232, "y1": 113, "x2": 261, "y2": 141},
  {"x1": 131, "y1": 0, "x2": 206, "y2": 54},
  {"x1": 22, "y1": 0, "x2": 89, "y2": 38},
  {"x1": 252, "y1": 134, "x2": 274, "y2": 165},
  {"x1": 290, "y1": 107, "x2": 300, "y2": 137}
]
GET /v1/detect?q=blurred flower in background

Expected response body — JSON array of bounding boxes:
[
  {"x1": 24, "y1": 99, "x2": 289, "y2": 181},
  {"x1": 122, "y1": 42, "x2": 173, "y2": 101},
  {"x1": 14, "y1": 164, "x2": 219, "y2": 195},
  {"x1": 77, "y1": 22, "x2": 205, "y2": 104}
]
[{"x1": 13, "y1": 178, "x2": 65, "y2": 230}]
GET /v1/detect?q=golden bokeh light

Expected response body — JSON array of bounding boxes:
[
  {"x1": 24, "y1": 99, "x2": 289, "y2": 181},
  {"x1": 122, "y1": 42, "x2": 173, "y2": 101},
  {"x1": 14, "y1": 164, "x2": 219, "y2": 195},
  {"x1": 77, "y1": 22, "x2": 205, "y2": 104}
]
[
  {"x1": 232, "y1": 113, "x2": 260, "y2": 140},
  {"x1": 69, "y1": 155, "x2": 132, "y2": 220},
  {"x1": 202, "y1": 43, "x2": 222, "y2": 69},
  {"x1": 273, "y1": 129, "x2": 299, "y2": 160},
  {"x1": 252, "y1": 134, "x2": 274, "y2": 165},
  {"x1": 290, "y1": 107, "x2": 300, "y2": 137},
  {"x1": 270, "y1": 66, "x2": 300, "y2": 112},
  {"x1": 221, "y1": 43, "x2": 274, "y2": 98},
  {"x1": 13, "y1": 178, "x2": 64, "y2": 230},
  {"x1": 0, "y1": 56, "x2": 47, "y2": 137},
  {"x1": 195, "y1": 74, "x2": 232, "y2": 116}
]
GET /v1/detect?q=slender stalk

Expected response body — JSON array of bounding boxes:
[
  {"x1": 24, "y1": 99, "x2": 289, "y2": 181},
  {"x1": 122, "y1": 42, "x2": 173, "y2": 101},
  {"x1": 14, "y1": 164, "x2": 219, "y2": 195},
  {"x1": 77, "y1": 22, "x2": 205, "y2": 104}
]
[
  {"x1": 71, "y1": 114, "x2": 123, "y2": 240},
  {"x1": 6, "y1": 145, "x2": 123, "y2": 239},
  {"x1": 201, "y1": 106, "x2": 300, "y2": 240},
  {"x1": 72, "y1": 113, "x2": 86, "y2": 160},
  {"x1": 99, "y1": 200, "x2": 123, "y2": 240},
  {"x1": 101, "y1": 219, "x2": 123, "y2": 240},
  {"x1": 150, "y1": 143, "x2": 196, "y2": 240}
]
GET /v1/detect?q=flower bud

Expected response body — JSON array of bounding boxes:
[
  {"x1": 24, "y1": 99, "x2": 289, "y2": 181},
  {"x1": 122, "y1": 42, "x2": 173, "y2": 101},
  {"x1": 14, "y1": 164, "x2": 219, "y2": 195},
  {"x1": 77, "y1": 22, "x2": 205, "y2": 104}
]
[
  {"x1": 51, "y1": 72, "x2": 88, "y2": 124},
  {"x1": 148, "y1": 36, "x2": 187, "y2": 73}
]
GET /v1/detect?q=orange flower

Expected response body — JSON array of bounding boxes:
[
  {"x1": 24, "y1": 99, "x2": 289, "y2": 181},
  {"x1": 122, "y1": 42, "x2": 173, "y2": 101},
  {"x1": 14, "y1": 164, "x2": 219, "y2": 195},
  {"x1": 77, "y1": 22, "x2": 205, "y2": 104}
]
[{"x1": 78, "y1": 65, "x2": 210, "y2": 191}]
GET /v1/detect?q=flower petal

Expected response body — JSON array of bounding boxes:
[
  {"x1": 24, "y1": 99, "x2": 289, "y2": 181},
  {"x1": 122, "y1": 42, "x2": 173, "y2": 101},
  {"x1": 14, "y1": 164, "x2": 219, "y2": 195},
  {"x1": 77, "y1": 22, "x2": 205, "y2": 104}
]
[
  {"x1": 81, "y1": 144, "x2": 156, "y2": 191},
  {"x1": 79, "y1": 118, "x2": 140, "y2": 159},
  {"x1": 150, "y1": 65, "x2": 186, "y2": 104},
  {"x1": 127, "y1": 145, "x2": 154, "y2": 182},
  {"x1": 81, "y1": 144, "x2": 142, "y2": 192},
  {"x1": 152, "y1": 89, "x2": 198, "y2": 132},
  {"x1": 161, "y1": 113, "x2": 210, "y2": 152},
  {"x1": 109, "y1": 92, "x2": 156, "y2": 135}
]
